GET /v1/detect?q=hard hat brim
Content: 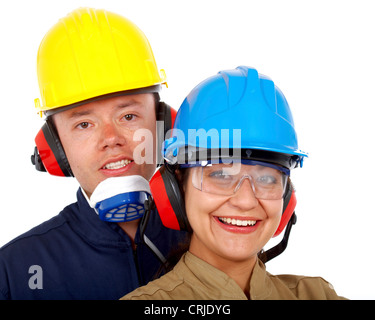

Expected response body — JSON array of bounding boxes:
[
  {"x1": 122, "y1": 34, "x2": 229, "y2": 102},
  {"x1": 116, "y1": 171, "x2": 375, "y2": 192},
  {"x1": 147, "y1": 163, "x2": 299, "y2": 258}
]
[
  {"x1": 43, "y1": 85, "x2": 161, "y2": 117},
  {"x1": 170, "y1": 147, "x2": 305, "y2": 169}
]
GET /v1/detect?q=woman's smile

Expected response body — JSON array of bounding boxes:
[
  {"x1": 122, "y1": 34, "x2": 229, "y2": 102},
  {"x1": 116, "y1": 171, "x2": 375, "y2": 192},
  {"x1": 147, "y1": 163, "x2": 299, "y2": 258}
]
[{"x1": 214, "y1": 216, "x2": 261, "y2": 234}]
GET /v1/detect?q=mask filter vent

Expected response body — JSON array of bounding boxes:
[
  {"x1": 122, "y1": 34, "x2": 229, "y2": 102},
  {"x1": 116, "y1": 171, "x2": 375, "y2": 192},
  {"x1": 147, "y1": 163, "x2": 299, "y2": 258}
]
[{"x1": 88, "y1": 176, "x2": 151, "y2": 222}]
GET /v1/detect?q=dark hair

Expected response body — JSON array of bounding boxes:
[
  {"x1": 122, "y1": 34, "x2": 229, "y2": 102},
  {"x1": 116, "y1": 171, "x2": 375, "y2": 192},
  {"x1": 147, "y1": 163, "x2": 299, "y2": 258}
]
[{"x1": 153, "y1": 92, "x2": 161, "y2": 111}]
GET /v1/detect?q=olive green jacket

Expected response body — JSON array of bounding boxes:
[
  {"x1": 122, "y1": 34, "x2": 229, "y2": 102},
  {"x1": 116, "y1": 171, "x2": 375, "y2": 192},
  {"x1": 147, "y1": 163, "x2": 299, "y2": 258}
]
[{"x1": 122, "y1": 251, "x2": 346, "y2": 300}]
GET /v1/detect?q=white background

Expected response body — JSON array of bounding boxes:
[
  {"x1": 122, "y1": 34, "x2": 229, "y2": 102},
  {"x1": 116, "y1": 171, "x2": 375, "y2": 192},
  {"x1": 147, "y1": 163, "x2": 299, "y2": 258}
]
[{"x1": 0, "y1": 0, "x2": 374, "y2": 300}]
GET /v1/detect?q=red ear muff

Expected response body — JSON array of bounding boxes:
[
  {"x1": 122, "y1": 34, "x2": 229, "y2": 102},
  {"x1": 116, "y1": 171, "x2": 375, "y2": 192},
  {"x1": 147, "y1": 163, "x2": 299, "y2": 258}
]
[
  {"x1": 150, "y1": 165, "x2": 191, "y2": 232},
  {"x1": 258, "y1": 180, "x2": 297, "y2": 263},
  {"x1": 273, "y1": 181, "x2": 296, "y2": 237},
  {"x1": 32, "y1": 118, "x2": 73, "y2": 177},
  {"x1": 152, "y1": 103, "x2": 189, "y2": 231}
]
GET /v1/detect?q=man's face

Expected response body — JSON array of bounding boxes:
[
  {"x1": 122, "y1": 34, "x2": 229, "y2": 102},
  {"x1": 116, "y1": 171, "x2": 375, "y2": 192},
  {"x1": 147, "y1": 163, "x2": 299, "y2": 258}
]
[{"x1": 53, "y1": 93, "x2": 157, "y2": 197}]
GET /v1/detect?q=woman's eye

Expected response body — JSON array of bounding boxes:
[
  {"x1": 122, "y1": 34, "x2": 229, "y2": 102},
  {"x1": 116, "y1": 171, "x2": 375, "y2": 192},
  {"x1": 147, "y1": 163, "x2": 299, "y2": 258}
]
[
  {"x1": 209, "y1": 170, "x2": 231, "y2": 180},
  {"x1": 257, "y1": 175, "x2": 277, "y2": 185}
]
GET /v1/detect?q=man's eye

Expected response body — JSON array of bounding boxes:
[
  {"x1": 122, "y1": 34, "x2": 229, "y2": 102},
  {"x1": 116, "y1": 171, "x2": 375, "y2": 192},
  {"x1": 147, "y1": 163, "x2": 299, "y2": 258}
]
[
  {"x1": 124, "y1": 114, "x2": 136, "y2": 121},
  {"x1": 77, "y1": 122, "x2": 91, "y2": 129}
]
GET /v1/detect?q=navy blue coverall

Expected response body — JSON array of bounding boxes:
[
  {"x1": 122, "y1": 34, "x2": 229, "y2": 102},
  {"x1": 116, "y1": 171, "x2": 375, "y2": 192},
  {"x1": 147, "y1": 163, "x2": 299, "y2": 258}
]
[{"x1": 0, "y1": 189, "x2": 186, "y2": 299}]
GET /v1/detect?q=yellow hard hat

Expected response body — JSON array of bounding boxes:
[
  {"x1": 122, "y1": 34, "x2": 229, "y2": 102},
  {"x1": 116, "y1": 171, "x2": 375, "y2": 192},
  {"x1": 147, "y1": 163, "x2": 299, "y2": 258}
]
[{"x1": 34, "y1": 7, "x2": 167, "y2": 116}]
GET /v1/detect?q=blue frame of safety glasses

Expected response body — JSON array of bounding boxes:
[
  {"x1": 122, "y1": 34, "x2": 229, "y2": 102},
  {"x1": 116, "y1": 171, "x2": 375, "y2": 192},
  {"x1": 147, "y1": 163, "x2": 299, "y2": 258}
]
[{"x1": 180, "y1": 159, "x2": 290, "y2": 176}]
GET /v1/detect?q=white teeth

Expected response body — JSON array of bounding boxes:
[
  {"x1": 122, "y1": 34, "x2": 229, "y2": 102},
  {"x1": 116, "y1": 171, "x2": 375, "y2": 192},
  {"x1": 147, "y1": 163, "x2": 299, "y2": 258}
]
[
  {"x1": 218, "y1": 217, "x2": 257, "y2": 227},
  {"x1": 103, "y1": 159, "x2": 132, "y2": 170}
]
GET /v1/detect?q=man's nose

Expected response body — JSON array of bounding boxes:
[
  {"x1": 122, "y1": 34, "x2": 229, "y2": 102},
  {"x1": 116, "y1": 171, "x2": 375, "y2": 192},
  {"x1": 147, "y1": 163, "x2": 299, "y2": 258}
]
[{"x1": 99, "y1": 123, "x2": 127, "y2": 150}]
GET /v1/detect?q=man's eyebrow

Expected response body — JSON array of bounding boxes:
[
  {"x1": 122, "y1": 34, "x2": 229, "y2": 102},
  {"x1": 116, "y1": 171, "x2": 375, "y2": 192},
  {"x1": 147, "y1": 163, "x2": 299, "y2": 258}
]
[
  {"x1": 116, "y1": 100, "x2": 144, "y2": 110},
  {"x1": 68, "y1": 109, "x2": 92, "y2": 119},
  {"x1": 67, "y1": 99, "x2": 145, "y2": 119}
]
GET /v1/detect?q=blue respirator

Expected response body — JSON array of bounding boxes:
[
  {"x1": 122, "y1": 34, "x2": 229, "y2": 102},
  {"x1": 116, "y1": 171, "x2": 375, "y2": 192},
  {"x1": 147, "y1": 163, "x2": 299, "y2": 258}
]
[{"x1": 88, "y1": 176, "x2": 151, "y2": 223}]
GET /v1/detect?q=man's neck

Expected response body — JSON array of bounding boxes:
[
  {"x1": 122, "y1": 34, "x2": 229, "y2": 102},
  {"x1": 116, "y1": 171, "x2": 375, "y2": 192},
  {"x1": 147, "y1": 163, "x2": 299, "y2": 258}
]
[{"x1": 118, "y1": 219, "x2": 141, "y2": 249}]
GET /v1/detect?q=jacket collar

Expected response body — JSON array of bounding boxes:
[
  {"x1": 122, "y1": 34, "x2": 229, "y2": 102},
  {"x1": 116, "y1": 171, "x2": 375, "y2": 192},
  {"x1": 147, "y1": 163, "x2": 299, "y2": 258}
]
[
  {"x1": 181, "y1": 251, "x2": 274, "y2": 299},
  {"x1": 62, "y1": 188, "x2": 135, "y2": 248}
]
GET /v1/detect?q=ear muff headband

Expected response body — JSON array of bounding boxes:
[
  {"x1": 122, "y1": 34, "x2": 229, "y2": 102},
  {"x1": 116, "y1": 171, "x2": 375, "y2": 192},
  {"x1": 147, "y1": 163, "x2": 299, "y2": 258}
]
[
  {"x1": 31, "y1": 101, "x2": 176, "y2": 177},
  {"x1": 157, "y1": 101, "x2": 176, "y2": 134},
  {"x1": 156, "y1": 102, "x2": 176, "y2": 166},
  {"x1": 152, "y1": 165, "x2": 297, "y2": 236}
]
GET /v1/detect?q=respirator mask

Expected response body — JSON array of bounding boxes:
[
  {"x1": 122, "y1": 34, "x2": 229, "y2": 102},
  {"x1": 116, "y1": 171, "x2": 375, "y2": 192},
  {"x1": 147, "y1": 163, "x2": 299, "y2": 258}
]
[{"x1": 87, "y1": 175, "x2": 151, "y2": 223}]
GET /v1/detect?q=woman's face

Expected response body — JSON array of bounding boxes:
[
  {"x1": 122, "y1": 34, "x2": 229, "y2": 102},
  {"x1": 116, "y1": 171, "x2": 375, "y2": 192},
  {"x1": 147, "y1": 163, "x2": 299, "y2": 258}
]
[{"x1": 184, "y1": 165, "x2": 283, "y2": 267}]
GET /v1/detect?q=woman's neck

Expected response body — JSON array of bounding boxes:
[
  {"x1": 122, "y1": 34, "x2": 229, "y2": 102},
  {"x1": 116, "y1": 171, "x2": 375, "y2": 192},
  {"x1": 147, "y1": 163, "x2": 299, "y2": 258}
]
[{"x1": 189, "y1": 242, "x2": 257, "y2": 299}]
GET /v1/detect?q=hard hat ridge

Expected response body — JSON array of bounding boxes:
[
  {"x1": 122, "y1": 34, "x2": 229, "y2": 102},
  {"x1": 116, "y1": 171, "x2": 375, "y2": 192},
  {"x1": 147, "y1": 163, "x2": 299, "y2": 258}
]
[
  {"x1": 34, "y1": 7, "x2": 167, "y2": 116},
  {"x1": 164, "y1": 66, "x2": 307, "y2": 168}
]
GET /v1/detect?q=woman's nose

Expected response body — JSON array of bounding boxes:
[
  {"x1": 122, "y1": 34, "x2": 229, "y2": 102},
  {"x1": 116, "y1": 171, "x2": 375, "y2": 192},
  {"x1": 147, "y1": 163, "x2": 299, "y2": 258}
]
[{"x1": 229, "y1": 177, "x2": 259, "y2": 210}]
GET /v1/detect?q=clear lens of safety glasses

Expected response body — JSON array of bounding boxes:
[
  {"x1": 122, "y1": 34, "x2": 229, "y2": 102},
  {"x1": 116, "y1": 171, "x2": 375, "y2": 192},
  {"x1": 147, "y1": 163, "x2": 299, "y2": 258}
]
[{"x1": 191, "y1": 162, "x2": 289, "y2": 199}]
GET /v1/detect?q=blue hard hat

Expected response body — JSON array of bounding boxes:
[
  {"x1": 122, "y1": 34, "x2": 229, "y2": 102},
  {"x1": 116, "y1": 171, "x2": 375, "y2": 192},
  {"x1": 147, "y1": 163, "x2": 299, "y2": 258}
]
[{"x1": 164, "y1": 66, "x2": 307, "y2": 169}]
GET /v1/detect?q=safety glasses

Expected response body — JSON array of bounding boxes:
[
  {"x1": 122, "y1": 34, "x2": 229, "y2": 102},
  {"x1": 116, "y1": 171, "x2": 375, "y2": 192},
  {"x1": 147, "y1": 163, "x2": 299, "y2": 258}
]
[{"x1": 183, "y1": 160, "x2": 290, "y2": 200}]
